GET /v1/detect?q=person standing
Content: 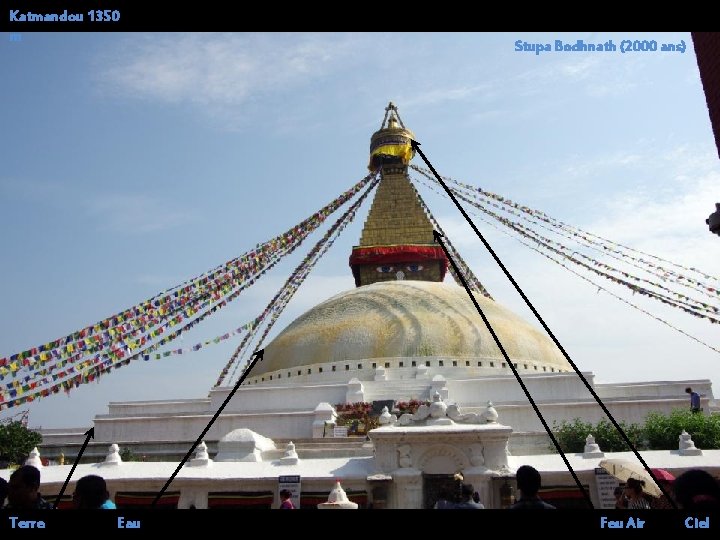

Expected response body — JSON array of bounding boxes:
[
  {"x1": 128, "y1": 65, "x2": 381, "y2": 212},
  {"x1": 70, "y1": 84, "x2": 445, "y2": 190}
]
[
  {"x1": 673, "y1": 469, "x2": 720, "y2": 510},
  {"x1": 509, "y1": 465, "x2": 556, "y2": 509},
  {"x1": 6, "y1": 465, "x2": 54, "y2": 509},
  {"x1": 279, "y1": 489, "x2": 295, "y2": 509},
  {"x1": 624, "y1": 478, "x2": 651, "y2": 509},
  {"x1": 685, "y1": 387, "x2": 702, "y2": 413},
  {"x1": 73, "y1": 475, "x2": 116, "y2": 509},
  {"x1": 452, "y1": 484, "x2": 484, "y2": 509}
]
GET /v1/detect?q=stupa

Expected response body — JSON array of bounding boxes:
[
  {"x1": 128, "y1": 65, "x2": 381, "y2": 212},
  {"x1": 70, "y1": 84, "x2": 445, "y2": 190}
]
[{"x1": 20, "y1": 103, "x2": 715, "y2": 509}]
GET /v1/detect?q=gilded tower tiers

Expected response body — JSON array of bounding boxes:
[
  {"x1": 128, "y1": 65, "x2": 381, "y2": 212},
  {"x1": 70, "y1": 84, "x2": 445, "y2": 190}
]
[{"x1": 350, "y1": 103, "x2": 448, "y2": 287}]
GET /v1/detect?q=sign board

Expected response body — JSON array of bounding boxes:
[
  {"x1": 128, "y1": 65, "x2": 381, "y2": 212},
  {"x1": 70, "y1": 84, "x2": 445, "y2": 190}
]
[
  {"x1": 594, "y1": 467, "x2": 621, "y2": 509},
  {"x1": 333, "y1": 426, "x2": 348, "y2": 438},
  {"x1": 278, "y1": 475, "x2": 301, "y2": 509}
]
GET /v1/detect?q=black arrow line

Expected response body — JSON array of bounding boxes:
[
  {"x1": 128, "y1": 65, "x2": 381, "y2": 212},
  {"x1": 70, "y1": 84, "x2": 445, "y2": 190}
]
[
  {"x1": 152, "y1": 348, "x2": 265, "y2": 507},
  {"x1": 434, "y1": 230, "x2": 593, "y2": 508},
  {"x1": 54, "y1": 427, "x2": 94, "y2": 508},
  {"x1": 413, "y1": 140, "x2": 676, "y2": 508}
]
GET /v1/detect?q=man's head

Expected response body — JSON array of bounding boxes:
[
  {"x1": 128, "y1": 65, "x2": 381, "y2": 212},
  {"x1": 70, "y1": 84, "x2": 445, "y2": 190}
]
[
  {"x1": 461, "y1": 483, "x2": 474, "y2": 501},
  {"x1": 516, "y1": 465, "x2": 542, "y2": 498},
  {"x1": 73, "y1": 475, "x2": 109, "y2": 509},
  {"x1": 280, "y1": 489, "x2": 292, "y2": 500},
  {"x1": 8, "y1": 465, "x2": 41, "y2": 508},
  {"x1": 686, "y1": 387, "x2": 693, "y2": 394},
  {"x1": 674, "y1": 469, "x2": 720, "y2": 509}
]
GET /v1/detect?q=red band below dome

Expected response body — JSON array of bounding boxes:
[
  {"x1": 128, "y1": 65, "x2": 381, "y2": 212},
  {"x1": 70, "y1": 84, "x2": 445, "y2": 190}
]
[{"x1": 349, "y1": 245, "x2": 447, "y2": 265}]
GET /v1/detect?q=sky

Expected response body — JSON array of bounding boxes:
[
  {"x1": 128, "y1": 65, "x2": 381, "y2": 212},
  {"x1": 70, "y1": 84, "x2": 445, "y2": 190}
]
[{"x1": 1, "y1": 32, "x2": 718, "y2": 430}]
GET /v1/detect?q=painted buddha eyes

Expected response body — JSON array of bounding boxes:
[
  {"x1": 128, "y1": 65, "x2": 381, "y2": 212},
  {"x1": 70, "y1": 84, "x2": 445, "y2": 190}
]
[{"x1": 376, "y1": 265, "x2": 423, "y2": 273}]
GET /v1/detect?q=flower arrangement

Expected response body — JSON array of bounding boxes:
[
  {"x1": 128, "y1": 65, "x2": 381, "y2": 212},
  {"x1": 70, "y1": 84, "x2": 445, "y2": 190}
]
[
  {"x1": 334, "y1": 402, "x2": 376, "y2": 434},
  {"x1": 334, "y1": 402, "x2": 372, "y2": 419},
  {"x1": 394, "y1": 399, "x2": 430, "y2": 415}
]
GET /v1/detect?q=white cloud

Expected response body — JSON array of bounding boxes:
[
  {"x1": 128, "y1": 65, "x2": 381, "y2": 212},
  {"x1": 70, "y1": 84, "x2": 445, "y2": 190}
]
[
  {"x1": 97, "y1": 33, "x2": 361, "y2": 126},
  {"x1": 401, "y1": 83, "x2": 496, "y2": 110}
]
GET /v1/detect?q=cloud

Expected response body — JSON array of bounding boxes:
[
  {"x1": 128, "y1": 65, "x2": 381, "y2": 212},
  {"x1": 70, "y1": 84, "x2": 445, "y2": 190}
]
[
  {"x1": 401, "y1": 83, "x2": 496, "y2": 110},
  {"x1": 97, "y1": 33, "x2": 363, "y2": 128},
  {"x1": 95, "y1": 33, "x2": 657, "y2": 134},
  {"x1": 589, "y1": 146, "x2": 720, "y2": 257},
  {"x1": 521, "y1": 55, "x2": 642, "y2": 99}
]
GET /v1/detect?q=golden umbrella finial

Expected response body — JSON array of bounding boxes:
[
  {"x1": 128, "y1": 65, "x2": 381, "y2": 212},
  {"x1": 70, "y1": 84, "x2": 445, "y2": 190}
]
[{"x1": 369, "y1": 103, "x2": 414, "y2": 170}]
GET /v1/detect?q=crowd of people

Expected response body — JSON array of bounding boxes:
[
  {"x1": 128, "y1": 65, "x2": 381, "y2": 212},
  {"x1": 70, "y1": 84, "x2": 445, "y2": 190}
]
[
  {"x1": 1, "y1": 463, "x2": 719, "y2": 510},
  {"x1": 0, "y1": 465, "x2": 115, "y2": 510},
  {"x1": 431, "y1": 464, "x2": 720, "y2": 511},
  {"x1": 434, "y1": 466, "x2": 555, "y2": 510},
  {"x1": 612, "y1": 468, "x2": 720, "y2": 510}
]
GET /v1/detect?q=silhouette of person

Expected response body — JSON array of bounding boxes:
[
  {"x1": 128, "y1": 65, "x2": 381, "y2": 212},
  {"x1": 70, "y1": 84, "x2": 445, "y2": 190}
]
[
  {"x1": 453, "y1": 483, "x2": 484, "y2": 509},
  {"x1": 674, "y1": 469, "x2": 720, "y2": 510},
  {"x1": 6, "y1": 465, "x2": 53, "y2": 509},
  {"x1": 509, "y1": 465, "x2": 556, "y2": 509},
  {"x1": 73, "y1": 475, "x2": 116, "y2": 509}
]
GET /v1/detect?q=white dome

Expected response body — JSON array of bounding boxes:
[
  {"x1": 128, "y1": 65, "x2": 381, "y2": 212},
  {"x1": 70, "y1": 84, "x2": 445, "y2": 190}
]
[{"x1": 256, "y1": 281, "x2": 570, "y2": 375}]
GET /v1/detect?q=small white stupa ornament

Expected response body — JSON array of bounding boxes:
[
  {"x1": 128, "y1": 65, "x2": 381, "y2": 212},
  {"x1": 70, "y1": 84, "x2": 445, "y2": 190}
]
[
  {"x1": 317, "y1": 480, "x2": 359, "y2": 509},
  {"x1": 24, "y1": 447, "x2": 43, "y2": 468},
  {"x1": 678, "y1": 430, "x2": 702, "y2": 456},
  {"x1": 102, "y1": 443, "x2": 123, "y2": 465},
  {"x1": 190, "y1": 441, "x2": 212, "y2": 467},
  {"x1": 482, "y1": 401, "x2": 499, "y2": 423},
  {"x1": 280, "y1": 441, "x2": 299, "y2": 465},
  {"x1": 583, "y1": 434, "x2": 604, "y2": 458},
  {"x1": 378, "y1": 406, "x2": 396, "y2": 425}
]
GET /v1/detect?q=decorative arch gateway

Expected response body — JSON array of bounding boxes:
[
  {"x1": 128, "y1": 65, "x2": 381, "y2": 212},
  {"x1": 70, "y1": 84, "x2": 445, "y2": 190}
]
[
  {"x1": 416, "y1": 443, "x2": 470, "y2": 474},
  {"x1": 417, "y1": 444, "x2": 472, "y2": 509},
  {"x1": 368, "y1": 396, "x2": 513, "y2": 508}
]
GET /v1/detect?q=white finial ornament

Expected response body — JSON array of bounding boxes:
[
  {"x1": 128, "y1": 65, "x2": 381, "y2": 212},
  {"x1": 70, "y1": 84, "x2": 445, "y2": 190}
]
[
  {"x1": 317, "y1": 480, "x2": 359, "y2": 509},
  {"x1": 103, "y1": 443, "x2": 122, "y2": 465},
  {"x1": 280, "y1": 441, "x2": 299, "y2": 464},
  {"x1": 379, "y1": 406, "x2": 396, "y2": 425},
  {"x1": 24, "y1": 447, "x2": 43, "y2": 468},
  {"x1": 583, "y1": 434, "x2": 604, "y2": 457},
  {"x1": 678, "y1": 430, "x2": 702, "y2": 456},
  {"x1": 483, "y1": 401, "x2": 499, "y2": 423},
  {"x1": 190, "y1": 441, "x2": 212, "y2": 467}
]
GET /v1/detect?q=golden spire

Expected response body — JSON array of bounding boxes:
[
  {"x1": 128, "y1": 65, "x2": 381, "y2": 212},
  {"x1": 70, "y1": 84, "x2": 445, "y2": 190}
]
[{"x1": 351, "y1": 104, "x2": 447, "y2": 287}]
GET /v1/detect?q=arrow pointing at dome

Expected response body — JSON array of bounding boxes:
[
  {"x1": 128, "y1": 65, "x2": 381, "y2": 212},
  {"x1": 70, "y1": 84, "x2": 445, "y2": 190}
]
[
  {"x1": 434, "y1": 230, "x2": 593, "y2": 507},
  {"x1": 418, "y1": 139, "x2": 674, "y2": 507}
]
